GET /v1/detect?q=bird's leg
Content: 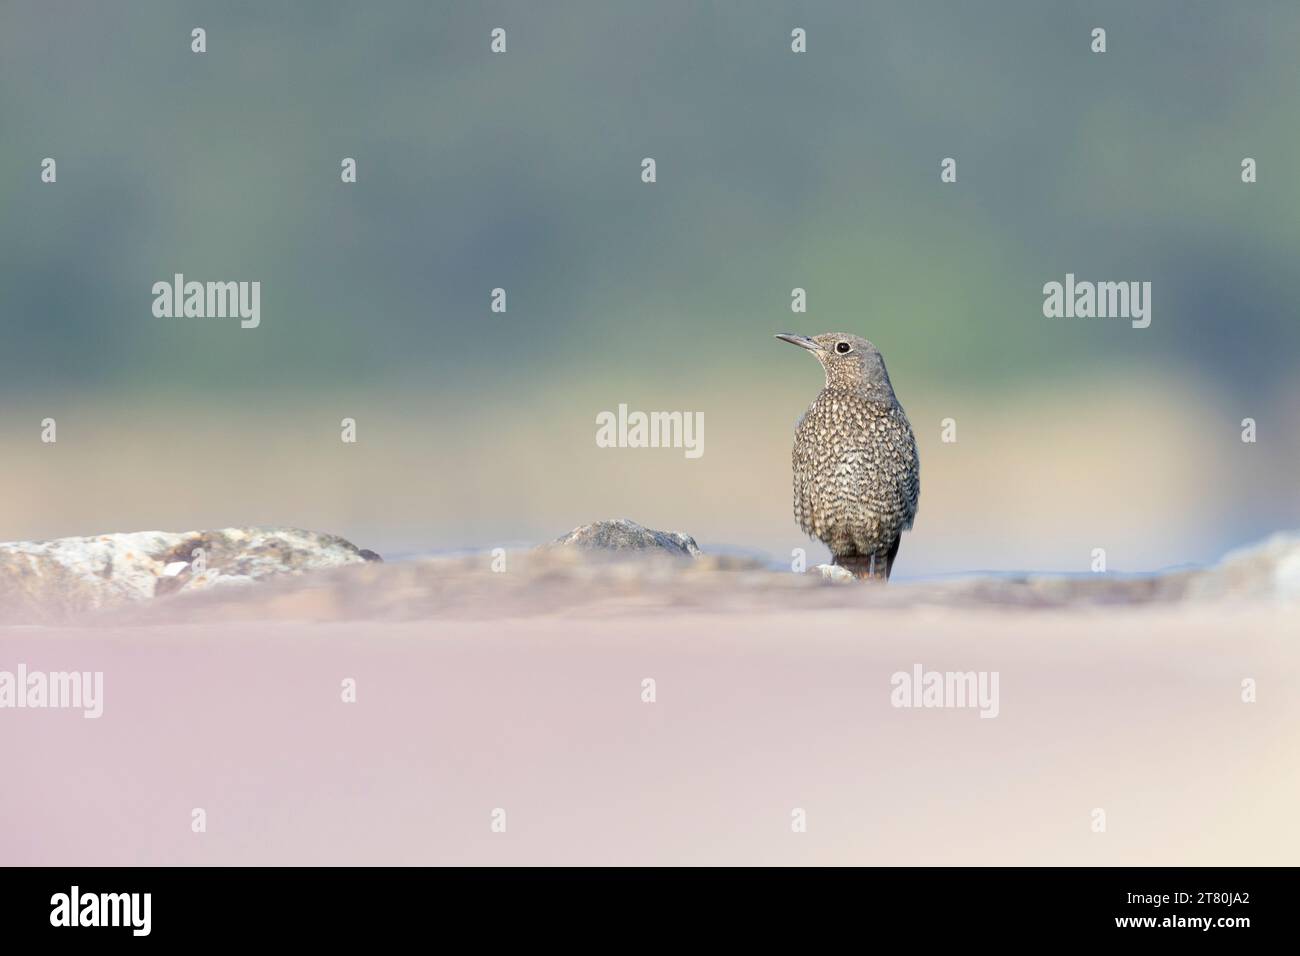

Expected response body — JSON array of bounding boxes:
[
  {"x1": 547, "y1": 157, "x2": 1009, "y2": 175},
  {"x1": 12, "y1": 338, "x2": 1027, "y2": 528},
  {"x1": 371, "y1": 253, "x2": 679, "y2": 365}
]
[
  {"x1": 832, "y1": 548, "x2": 898, "y2": 582},
  {"x1": 833, "y1": 553, "x2": 876, "y2": 580}
]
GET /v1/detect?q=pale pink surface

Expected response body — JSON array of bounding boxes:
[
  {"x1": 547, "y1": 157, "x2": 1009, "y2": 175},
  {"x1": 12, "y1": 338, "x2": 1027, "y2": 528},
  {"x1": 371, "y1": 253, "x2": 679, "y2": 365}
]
[{"x1": 2, "y1": 606, "x2": 1296, "y2": 866}]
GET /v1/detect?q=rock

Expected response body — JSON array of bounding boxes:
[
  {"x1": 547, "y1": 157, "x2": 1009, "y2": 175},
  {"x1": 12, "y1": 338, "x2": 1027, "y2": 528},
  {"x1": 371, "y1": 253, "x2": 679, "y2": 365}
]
[
  {"x1": 79, "y1": 528, "x2": 1300, "y2": 627},
  {"x1": 0, "y1": 527, "x2": 379, "y2": 622},
  {"x1": 934, "y1": 533, "x2": 1300, "y2": 607},
  {"x1": 547, "y1": 519, "x2": 701, "y2": 557},
  {"x1": 1186, "y1": 531, "x2": 1300, "y2": 602}
]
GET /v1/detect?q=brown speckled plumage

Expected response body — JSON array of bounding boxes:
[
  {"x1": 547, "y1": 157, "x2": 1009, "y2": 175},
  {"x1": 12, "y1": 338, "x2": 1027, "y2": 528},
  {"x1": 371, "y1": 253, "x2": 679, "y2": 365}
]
[{"x1": 776, "y1": 332, "x2": 919, "y2": 581}]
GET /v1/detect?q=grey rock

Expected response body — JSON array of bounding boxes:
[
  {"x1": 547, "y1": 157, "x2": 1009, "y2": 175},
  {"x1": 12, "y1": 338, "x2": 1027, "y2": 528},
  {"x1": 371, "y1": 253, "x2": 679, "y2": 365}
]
[
  {"x1": 7, "y1": 520, "x2": 1300, "y2": 627},
  {"x1": 84, "y1": 528, "x2": 1300, "y2": 626},
  {"x1": 548, "y1": 519, "x2": 701, "y2": 558},
  {"x1": 0, "y1": 527, "x2": 379, "y2": 622}
]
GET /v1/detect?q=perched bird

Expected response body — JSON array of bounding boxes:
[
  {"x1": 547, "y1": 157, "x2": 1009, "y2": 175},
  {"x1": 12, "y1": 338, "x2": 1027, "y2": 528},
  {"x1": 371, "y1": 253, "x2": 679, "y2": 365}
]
[{"x1": 775, "y1": 332, "x2": 919, "y2": 581}]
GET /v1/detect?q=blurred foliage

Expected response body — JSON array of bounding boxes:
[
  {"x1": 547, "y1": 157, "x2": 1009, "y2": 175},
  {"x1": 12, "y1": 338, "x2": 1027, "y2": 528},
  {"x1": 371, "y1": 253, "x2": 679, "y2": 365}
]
[{"x1": 2, "y1": 0, "x2": 1297, "y2": 404}]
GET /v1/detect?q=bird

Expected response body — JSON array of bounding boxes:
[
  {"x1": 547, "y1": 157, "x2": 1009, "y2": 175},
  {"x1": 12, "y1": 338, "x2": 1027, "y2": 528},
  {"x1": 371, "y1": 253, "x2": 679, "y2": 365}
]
[{"x1": 775, "y1": 332, "x2": 919, "y2": 581}]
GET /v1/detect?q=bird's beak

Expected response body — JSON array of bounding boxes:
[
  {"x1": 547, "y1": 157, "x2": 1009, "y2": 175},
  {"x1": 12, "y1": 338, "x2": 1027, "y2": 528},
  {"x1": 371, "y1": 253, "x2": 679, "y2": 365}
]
[{"x1": 775, "y1": 333, "x2": 822, "y2": 351}]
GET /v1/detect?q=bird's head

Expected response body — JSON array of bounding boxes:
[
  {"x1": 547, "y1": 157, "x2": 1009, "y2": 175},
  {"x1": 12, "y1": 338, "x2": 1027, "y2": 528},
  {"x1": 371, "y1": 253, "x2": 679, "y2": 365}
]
[{"x1": 775, "y1": 332, "x2": 894, "y2": 393}]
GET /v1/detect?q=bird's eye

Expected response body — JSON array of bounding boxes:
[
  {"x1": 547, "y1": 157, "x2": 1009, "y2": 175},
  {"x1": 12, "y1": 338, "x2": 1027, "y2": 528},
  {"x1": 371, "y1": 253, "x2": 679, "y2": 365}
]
[{"x1": 835, "y1": 342, "x2": 851, "y2": 354}]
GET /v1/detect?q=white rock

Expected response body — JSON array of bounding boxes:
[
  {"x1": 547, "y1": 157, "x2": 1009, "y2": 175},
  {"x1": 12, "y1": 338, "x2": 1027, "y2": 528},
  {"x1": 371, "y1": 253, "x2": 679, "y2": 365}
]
[{"x1": 815, "y1": 563, "x2": 856, "y2": 583}]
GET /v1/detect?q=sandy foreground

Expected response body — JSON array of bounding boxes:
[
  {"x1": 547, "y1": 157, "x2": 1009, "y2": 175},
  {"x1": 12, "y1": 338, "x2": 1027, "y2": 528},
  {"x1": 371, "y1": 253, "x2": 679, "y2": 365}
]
[{"x1": 1, "y1": 553, "x2": 1296, "y2": 865}]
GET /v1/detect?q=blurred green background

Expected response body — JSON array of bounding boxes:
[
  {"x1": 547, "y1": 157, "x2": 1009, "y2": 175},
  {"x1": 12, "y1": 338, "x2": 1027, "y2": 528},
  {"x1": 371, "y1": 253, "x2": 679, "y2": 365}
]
[{"x1": 2, "y1": 0, "x2": 1297, "y2": 576}]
